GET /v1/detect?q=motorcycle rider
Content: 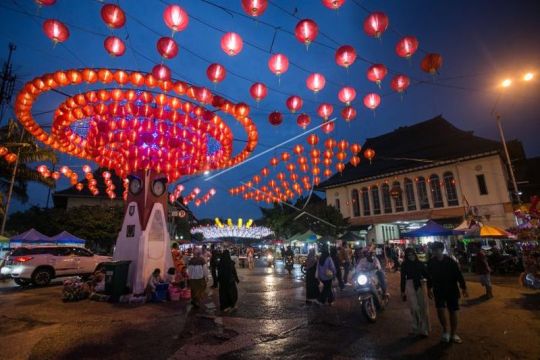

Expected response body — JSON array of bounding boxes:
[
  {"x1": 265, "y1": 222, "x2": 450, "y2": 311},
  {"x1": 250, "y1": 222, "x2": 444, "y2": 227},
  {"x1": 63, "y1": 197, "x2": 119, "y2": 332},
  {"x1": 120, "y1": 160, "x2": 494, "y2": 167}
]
[
  {"x1": 356, "y1": 249, "x2": 389, "y2": 297},
  {"x1": 284, "y1": 246, "x2": 295, "y2": 274}
]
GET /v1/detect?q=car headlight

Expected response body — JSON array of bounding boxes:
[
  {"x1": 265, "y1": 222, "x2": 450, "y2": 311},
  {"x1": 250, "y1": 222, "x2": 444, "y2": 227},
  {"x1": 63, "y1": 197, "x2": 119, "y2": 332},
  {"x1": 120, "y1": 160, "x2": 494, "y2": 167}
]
[
  {"x1": 357, "y1": 274, "x2": 368, "y2": 286},
  {"x1": 267, "y1": 255, "x2": 273, "y2": 260}
]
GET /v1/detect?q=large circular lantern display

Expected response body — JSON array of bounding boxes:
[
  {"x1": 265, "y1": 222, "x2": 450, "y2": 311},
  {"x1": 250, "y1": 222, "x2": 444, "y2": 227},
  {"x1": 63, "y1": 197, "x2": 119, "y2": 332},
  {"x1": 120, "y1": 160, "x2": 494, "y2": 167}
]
[
  {"x1": 295, "y1": 19, "x2": 318, "y2": 48},
  {"x1": 14, "y1": 68, "x2": 258, "y2": 182},
  {"x1": 221, "y1": 32, "x2": 243, "y2": 56},
  {"x1": 241, "y1": 0, "x2": 268, "y2": 17},
  {"x1": 396, "y1": 36, "x2": 419, "y2": 59},
  {"x1": 335, "y1": 45, "x2": 357, "y2": 69},
  {"x1": 101, "y1": 4, "x2": 126, "y2": 29},
  {"x1": 421, "y1": 53, "x2": 443, "y2": 74},
  {"x1": 163, "y1": 4, "x2": 189, "y2": 32},
  {"x1": 268, "y1": 53, "x2": 289, "y2": 77},
  {"x1": 363, "y1": 12, "x2": 389, "y2": 38},
  {"x1": 156, "y1": 37, "x2": 179, "y2": 59},
  {"x1": 104, "y1": 36, "x2": 126, "y2": 57},
  {"x1": 42, "y1": 19, "x2": 69, "y2": 44}
]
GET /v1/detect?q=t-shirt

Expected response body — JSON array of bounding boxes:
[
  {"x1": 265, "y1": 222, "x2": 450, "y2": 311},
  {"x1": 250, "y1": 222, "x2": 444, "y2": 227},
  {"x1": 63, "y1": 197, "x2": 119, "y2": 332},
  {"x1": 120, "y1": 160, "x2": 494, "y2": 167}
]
[{"x1": 427, "y1": 255, "x2": 466, "y2": 298}]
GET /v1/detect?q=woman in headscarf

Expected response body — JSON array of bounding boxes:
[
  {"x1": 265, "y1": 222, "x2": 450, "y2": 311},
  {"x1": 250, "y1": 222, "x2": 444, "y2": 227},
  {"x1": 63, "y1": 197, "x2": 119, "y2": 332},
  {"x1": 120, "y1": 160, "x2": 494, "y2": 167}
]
[
  {"x1": 317, "y1": 245, "x2": 336, "y2": 306},
  {"x1": 401, "y1": 247, "x2": 430, "y2": 337},
  {"x1": 217, "y1": 249, "x2": 240, "y2": 312},
  {"x1": 304, "y1": 248, "x2": 320, "y2": 304},
  {"x1": 187, "y1": 248, "x2": 208, "y2": 308}
]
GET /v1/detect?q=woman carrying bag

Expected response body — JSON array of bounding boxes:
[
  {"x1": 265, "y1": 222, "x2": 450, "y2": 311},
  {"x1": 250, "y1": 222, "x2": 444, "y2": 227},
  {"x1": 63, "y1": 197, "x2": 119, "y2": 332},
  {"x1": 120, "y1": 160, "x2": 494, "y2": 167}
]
[
  {"x1": 317, "y1": 246, "x2": 336, "y2": 306},
  {"x1": 304, "y1": 248, "x2": 320, "y2": 304}
]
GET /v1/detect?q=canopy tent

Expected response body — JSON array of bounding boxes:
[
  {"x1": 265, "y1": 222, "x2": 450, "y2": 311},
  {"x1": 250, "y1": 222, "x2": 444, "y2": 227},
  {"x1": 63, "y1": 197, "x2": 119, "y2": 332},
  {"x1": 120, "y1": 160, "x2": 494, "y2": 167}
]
[
  {"x1": 465, "y1": 224, "x2": 514, "y2": 239},
  {"x1": 339, "y1": 231, "x2": 363, "y2": 243},
  {"x1": 9, "y1": 228, "x2": 54, "y2": 247},
  {"x1": 403, "y1": 220, "x2": 455, "y2": 238},
  {"x1": 285, "y1": 232, "x2": 303, "y2": 243},
  {"x1": 294, "y1": 230, "x2": 321, "y2": 244},
  {"x1": 49, "y1": 231, "x2": 86, "y2": 246},
  {"x1": 453, "y1": 220, "x2": 471, "y2": 233}
]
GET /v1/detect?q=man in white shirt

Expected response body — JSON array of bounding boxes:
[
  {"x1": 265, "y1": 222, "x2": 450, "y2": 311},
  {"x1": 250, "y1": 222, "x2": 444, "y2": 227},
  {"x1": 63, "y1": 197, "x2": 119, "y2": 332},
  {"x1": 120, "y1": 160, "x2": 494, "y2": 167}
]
[{"x1": 356, "y1": 250, "x2": 388, "y2": 296}]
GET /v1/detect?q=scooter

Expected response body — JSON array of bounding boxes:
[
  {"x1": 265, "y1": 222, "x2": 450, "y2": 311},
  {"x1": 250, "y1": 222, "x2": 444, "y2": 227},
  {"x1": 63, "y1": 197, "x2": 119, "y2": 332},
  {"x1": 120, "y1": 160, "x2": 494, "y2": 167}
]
[
  {"x1": 265, "y1": 254, "x2": 275, "y2": 268},
  {"x1": 285, "y1": 255, "x2": 294, "y2": 275},
  {"x1": 354, "y1": 271, "x2": 388, "y2": 323}
]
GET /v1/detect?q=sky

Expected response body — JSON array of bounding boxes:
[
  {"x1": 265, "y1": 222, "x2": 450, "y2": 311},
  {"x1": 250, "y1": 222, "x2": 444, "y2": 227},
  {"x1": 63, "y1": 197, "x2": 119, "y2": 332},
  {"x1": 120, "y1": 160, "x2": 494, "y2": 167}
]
[{"x1": 0, "y1": 0, "x2": 539, "y2": 220}]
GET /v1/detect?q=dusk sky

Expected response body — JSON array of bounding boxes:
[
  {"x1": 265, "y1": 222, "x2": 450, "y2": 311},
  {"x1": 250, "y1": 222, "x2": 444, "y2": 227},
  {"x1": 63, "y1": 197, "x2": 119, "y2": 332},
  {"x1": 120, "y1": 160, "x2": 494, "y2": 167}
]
[{"x1": 1, "y1": 0, "x2": 539, "y2": 220}]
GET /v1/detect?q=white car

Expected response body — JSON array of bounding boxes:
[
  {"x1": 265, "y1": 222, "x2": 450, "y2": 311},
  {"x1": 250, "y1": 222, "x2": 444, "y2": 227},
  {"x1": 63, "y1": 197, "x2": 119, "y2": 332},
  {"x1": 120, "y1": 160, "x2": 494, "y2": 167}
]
[{"x1": 0, "y1": 246, "x2": 111, "y2": 286}]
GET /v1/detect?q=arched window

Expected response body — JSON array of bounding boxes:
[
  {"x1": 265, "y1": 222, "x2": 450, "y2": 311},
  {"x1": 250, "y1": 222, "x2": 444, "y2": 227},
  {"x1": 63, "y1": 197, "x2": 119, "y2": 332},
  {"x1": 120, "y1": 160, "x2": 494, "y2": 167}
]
[
  {"x1": 351, "y1": 189, "x2": 360, "y2": 217},
  {"x1": 382, "y1": 184, "x2": 392, "y2": 213},
  {"x1": 335, "y1": 198, "x2": 341, "y2": 210},
  {"x1": 444, "y1": 171, "x2": 459, "y2": 206},
  {"x1": 371, "y1": 186, "x2": 381, "y2": 215},
  {"x1": 416, "y1": 177, "x2": 430, "y2": 209},
  {"x1": 404, "y1": 178, "x2": 416, "y2": 211},
  {"x1": 361, "y1": 187, "x2": 370, "y2": 216},
  {"x1": 429, "y1": 174, "x2": 444, "y2": 208},
  {"x1": 392, "y1": 181, "x2": 404, "y2": 212}
]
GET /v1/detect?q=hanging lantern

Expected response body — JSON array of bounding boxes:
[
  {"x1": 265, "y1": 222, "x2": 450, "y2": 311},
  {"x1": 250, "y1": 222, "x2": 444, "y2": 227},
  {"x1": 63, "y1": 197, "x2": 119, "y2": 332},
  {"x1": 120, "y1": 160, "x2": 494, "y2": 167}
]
[
  {"x1": 156, "y1": 37, "x2": 179, "y2": 59},
  {"x1": 335, "y1": 45, "x2": 357, "y2": 68},
  {"x1": 307, "y1": 134, "x2": 319, "y2": 146},
  {"x1": 37, "y1": 164, "x2": 48, "y2": 173},
  {"x1": 76, "y1": 183, "x2": 84, "y2": 191},
  {"x1": 321, "y1": 121, "x2": 335, "y2": 134},
  {"x1": 324, "y1": 168, "x2": 333, "y2": 177},
  {"x1": 4, "y1": 153, "x2": 17, "y2": 163},
  {"x1": 293, "y1": 144, "x2": 304, "y2": 155},
  {"x1": 101, "y1": 4, "x2": 126, "y2": 29},
  {"x1": 421, "y1": 53, "x2": 443, "y2": 74},
  {"x1": 325, "y1": 138, "x2": 336, "y2": 149},
  {"x1": 249, "y1": 82, "x2": 268, "y2": 102},
  {"x1": 268, "y1": 111, "x2": 283, "y2": 126},
  {"x1": 295, "y1": 19, "x2": 318, "y2": 48},
  {"x1": 363, "y1": 93, "x2": 381, "y2": 110},
  {"x1": 163, "y1": 4, "x2": 189, "y2": 32},
  {"x1": 152, "y1": 64, "x2": 171, "y2": 81},
  {"x1": 234, "y1": 102, "x2": 250, "y2": 118},
  {"x1": 268, "y1": 53, "x2": 289, "y2": 76},
  {"x1": 206, "y1": 63, "x2": 226, "y2": 84},
  {"x1": 104, "y1": 36, "x2": 125, "y2": 57},
  {"x1": 51, "y1": 171, "x2": 61, "y2": 180},
  {"x1": 286, "y1": 95, "x2": 303, "y2": 113},
  {"x1": 322, "y1": 0, "x2": 345, "y2": 10},
  {"x1": 395, "y1": 36, "x2": 419, "y2": 59},
  {"x1": 350, "y1": 155, "x2": 361, "y2": 167},
  {"x1": 281, "y1": 152, "x2": 291, "y2": 162},
  {"x1": 35, "y1": 0, "x2": 56, "y2": 6},
  {"x1": 336, "y1": 151, "x2": 347, "y2": 162},
  {"x1": 241, "y1": 0, "x2": 268, "y2": 17},
  {"x1": 261, "y1": 167, "x2": 270, "y2": 177},
  {"x1": 270, "y1": 157, "x2": 279, "y2": 167},
  {"x1": 366, "y1": 64, "x2": 388, "y2": 86},
  {"x1": 390, "y1": 74, "x2": 411, "y2": 93},
  {"x1": 42, "y1": 19, "x2": 70, "y2": 44},
  {"x1": 338, "y1": 86, "x2": 356, "y2": 105},
  {"x1": 336, "y1": 162, "x2": 345, "y2": 173},
  {"x1": 350, "y1": 143, "x2": 361, "y2": 154},
  {"x1": 296, "y1": 113, "x2": 311, "y2": 129},
  {"x1": 317, "y1": 103, "x2": 334, "y2": 120},
  {"x1": 341, "y1": 106, "x2": 357, "y2": 122},
  {"x1": 306, "y1": 73, "x2": 326, "y2": 93},
  {"x1": 221, "y1": 32, "x2": 243, "y2": 56},
  {"x1": 0, "y1": 147, "x2": 8, "y2": 156},
  {"x1": 337, "y1": 139, "x2": 349, "y2": 151},
  {"x1": 363, "y1": 12, "x2": 389, "y2": 38},
  {"x1": 364, "y1": 148, "x2": 376, "y2": 162}
]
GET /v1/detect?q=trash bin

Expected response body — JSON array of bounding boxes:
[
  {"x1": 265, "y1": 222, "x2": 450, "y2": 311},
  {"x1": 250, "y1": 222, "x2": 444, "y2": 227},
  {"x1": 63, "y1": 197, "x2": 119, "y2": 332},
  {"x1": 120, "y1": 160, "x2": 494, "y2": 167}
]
[{"x1": 103, "y1": 260, "x2": 131, "y2": 301}]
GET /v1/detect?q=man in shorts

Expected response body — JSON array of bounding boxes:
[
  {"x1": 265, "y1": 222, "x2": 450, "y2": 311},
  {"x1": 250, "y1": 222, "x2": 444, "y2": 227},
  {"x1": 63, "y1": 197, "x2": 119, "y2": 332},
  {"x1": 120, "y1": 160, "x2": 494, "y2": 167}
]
[
  {"x1": 427, "y1": 241, "x2": 468, "y2": 344},
  {"x1": 476, "y1": 249, "x2": 493, "y2": 298}
]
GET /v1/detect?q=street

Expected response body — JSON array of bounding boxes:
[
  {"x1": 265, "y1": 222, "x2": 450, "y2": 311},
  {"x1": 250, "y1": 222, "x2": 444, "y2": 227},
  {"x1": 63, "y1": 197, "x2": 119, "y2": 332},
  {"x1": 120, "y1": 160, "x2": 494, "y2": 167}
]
[{"x1": 0, "y1": 261, "x2": 539, "y2": 360}]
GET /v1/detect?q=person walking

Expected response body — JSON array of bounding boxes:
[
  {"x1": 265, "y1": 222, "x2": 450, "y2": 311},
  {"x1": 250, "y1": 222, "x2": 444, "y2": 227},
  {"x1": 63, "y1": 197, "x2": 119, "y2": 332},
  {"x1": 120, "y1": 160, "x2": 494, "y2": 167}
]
[
  {"x1": 339, "y1": 245, "x2": 352, "y2": 285},
  {"x1": 330, "y1": 247, "x2": 344, "y2": 290},
  {"x1": 317, "y1": 246, "x2": 336, "y2": 305},
  {"x1": 476, "y1": 249, "x2": 493, "y2": 298},
  {"x1": 217, "y1": 250, "x2": 240, "y2": 312},
  {"x1": 210, "y1": 245, "x2": 220, "y2": 289},
  {"x1": 401, "y1": 248, "x2": 430, "y2": 337},
  {"x1": 247, "y1": 246, "x2": 255, "y2": 270},
  {"x1": 304, "y1": 248, "x2": 320, "y2": 304},
  {"x1": 187, "y1": 249, "x2": 209, "y2": 309},
  {"x1": 427, "y1": 241, "x2": 468, "y2": 344}
]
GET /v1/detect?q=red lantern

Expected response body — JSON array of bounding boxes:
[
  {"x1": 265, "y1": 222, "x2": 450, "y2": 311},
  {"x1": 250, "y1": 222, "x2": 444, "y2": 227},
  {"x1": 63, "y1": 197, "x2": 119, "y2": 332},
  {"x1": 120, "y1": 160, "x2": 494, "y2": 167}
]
[
  {"x1": 152, "y1": 64, "x2": 171, "y2": 81},
  {"x1": 163, "y1": 4, "x2": 189, "y2": 32},
  {"x1": 4, "y1": 153, "x2": 17, "y2": 163},
  {"x1": 421, "y1": 53, "x2": 443, "y2": 74},
  {"x1": 306, "y1": 73, "x2": 326, "y2": 93},
  {"x1": 270, "y1": 157, "x2": 279, "y2": 167},
  {"x1": 206, "y1": 63, "x2": 226, "y2": 84},
  {"x1": 241, "y1": 0, "x2": 268, "y2": 17},
  {"x1": 322, "y1": 121, "x2": 335, "y2": 134},
  {"x1": 293, "y1": 144, "x2": 304, "y2": 155},
  {"x1": 317, "y1": 103, "x2": 334, "y2": 120},
  {"x1": 0, "y1": 147, "x2": 8, "y2": 157},
  {"x1": 336, "y1": 162, "x2": 345, "y2": 173},
  {"x1": 363, "y1": 93, "x2": 381, "y2": 110},
  {"x1": 286, "y1": 95, "x2": 303, "y2": 113},
  {"x1": 261, "y1": 167, "x2": 270, "y2": 177},
  {"x1": 337, "y1": 139, "x2": 349, "y2": 151},
  {"x1": 42, "y1": 19, "x2": 70, "y2": 43},
  {"x1": 234, "y1": 102, "x2": 250, "y2": 118},
  {"x1": 104, "y1": 36, "x2": 125, "y2": 57},
  {"x1": 157, "y1": 37, "x2": 179, "y2": 59},
  {"x1": 367, "y1": 64, "x2": 388, "y2": 86},
  {"x1": 297, "y1": 113, "x2": 311, "y2": 129},
  {"x1": 363, "y1": 12, "x2": 389, "y2": 38},
  {"x1": 249, "y1": 82, "x2": 268, "y2": 102},
  {"x1": 341, "y1": 106, "x2": 357, "y2": 122},
  {"x1": 307, "y1": 134, "x2": 319, "y2": 146},
  {"x1": 338, "y1": 86, "x2": 356, "y2": 105},
  {"x1": 335, "y1": 45, "x2": 357, "y2": 68},
  {"x1": 35, "y1": 0, "x2": 56, "y2": 6},
  {"x1": 268, "y1": 53, "x2": 289, "y2": 76},
  {"x1": 322, "y1": 0, "x2": 345, "y2": 10},
  {"x1": 396, "y1": 36, "x2": 419, "y2": 59},
  {"x1": 295, "y1": 19, "x2": 318, "y2": 48},
  {"x1": 350, "y1": 143, "x2": 362, "y2": 154},
  {"x1": 268, "y1": 111, "x2": 283, "y2": 126},
  {"x1": 221, "y1": 32, "x2": 243, "y2": 56},
  {"x1": 101, "y1": 4, "x2": 126, "y2": 29},
  {"x1": 350, "y1": 156, "x2": 361, "y2": 167},
  {"x1": 76, "y1": 183, "x2": 84, "y2": 191},
  {"x1": 281, "y1": 152, "x2": 291, "y2": 162},
  {"x1": 364, "y1": 148, "x2": 376, "y2": 162},
  {"x1": 390, "y1": 74, "x2": 411, "y2": 93}
]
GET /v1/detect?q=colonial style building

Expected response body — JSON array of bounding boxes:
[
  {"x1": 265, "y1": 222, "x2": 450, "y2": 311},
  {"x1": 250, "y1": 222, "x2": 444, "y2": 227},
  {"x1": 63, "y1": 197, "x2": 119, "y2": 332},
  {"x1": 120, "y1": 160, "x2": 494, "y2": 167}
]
[{"x1": 318, "y1": 116, "x2": 517, "y2": 243}]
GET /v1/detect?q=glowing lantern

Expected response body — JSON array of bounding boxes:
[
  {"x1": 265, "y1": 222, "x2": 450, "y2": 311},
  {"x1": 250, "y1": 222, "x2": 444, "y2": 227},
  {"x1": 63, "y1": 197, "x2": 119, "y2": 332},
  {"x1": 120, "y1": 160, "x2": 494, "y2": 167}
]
[
  {"x1": 350, "y1": 156, "x2": 361, "y2": 167},
  {"x1": 270, "y1": 157, "x2": 279, "y2": 167},
  {"x1": 367, "y1": 64, "x2": 388, "y2": 86},
  {"x1": 163, "y1": 4, "x2": 189, "y2": 32},
  {"x1": 325, "y1": 138, "x2": 336, "y2": 150},
  {"x1": 152, "y1": 64, "x2": 171, "y2": 81},
  {"x1": 206, "y1": 63, "x2": 226, "y2": 84},
  {"x1": 337, "y1": 139, "x2": 349, "y2": 151},
  {"x1": 336, "y1": 162, "x2": 345, "y2": 173},
  {"x1": 281, "y1": 152, "x2": 291, "y2": 162},
  {"x1": 421, "y1": 53, "x2": 443, "y2": 74},
  {"x1": 322, "y1": 0, "x2": 345, "y2": 10},
  {"x1": 322, "y1": 121, "x2": 335, "y2": 134},
  {"x1": 42, "y1": 19, "x2": 70, "y2": 43},
  {"x1": 295, "y1": 19, "x2": 318, "y2": 48},
  {"x1": 286, "y1": 163, "x2": 296, "y2": 172},
  {"x1": 396, "y1": 36, "x2": 419, "y2": 59},
  {"x1": 307, "y1": 134, "x2": 319, "y2": 146},
  {"x1": 390, "y1": 74, "x2": 411, "y2": 93},
  {"x1": 306, "y1": 73, "x2": 326, "y2": 93},
  {"x1": 249, "y1": 82, "x2": 268, "y2": 102},
  {"x1": 364, "y1": 148, "x2": 376, "y2": 163},
  {"x1": 293, "y1": 144, "x2": 304, "y2": 155},
  {"x1": 335, "y1": 45, "x2": 357, "y2": 68},
  {"x1": 296, "y1": 113, "x2": 311, "y2": 129},
  {"x1": 37, "y1": 165, "x2": 48, "y2": 173},
  {"x1": 4, "y1": 153, "x2": 17, "y2": 163},
  {"x1": 317, "y1": 103, "x2": 334, "y2": 120},
  {"x1": 286, "y1": 95, "x2": 303, "y2": 113},
  {"x1": 241, "y1": 0, "x2": 268, "y2": 17},
  {"x1": 82, "y1": 165, "x2": 91, "y2": 173},
  {"x1": 0, "y1": 147, "x2": 8, "y2": 156},
  {"x1": 261, "y1": 167, "x2": 270, "y2": 177},
  {"x1": 36, "y1": 0, "x2": 56, "y2": 6},
  {"x1": 221, "y1": 32, "x2": 243, "y2": 56},
  {"x1": 104, "y1": 36, "x2": 125, "y2": 57},
  {"x1": 324, "y1": 168, "x2": 333, "y2": 177},
  {"x1": 268, "y1": 111, "x2": 283, "y2": 126},
  {"x1": 341, "y1": 106, "x2": 357, "y2": 122},
  {"x1": 363, "y1": 12, "x2": 389, "y2": 38},
  {"x1": 363, "y1": 93, "x2": 381, "y2": 110},
  {"x1": 268, "y1": 53, "x2": 289, "y2": 76},
  {"x1": 156, "y1": 37, "x2": 179, "y2": 59},
  {"x1": 338, "y1": 86, "x2": 356, "y2": 105},
  {"x1": 350, "y1": 143, "x2": 361, "y2": 154},
  {"x1": 60, "y1": 166, "x2": 69, "y2": 175},
  {"x1": 336, "y1": 151, "x2": 347, "y2": 162},
  {"x1": 76, "y1": 183, "x2": 84, "y2": 191},
  {"x1": 101, "y1": 4, "x2": 126, "y2": 29}
]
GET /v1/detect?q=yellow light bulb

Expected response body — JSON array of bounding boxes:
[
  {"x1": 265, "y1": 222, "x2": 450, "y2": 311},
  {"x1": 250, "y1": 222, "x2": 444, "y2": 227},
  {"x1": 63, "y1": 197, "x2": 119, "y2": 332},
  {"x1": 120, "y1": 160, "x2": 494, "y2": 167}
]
[
  {"x1": 501, "y1": 79, "x2": 512, "y2": 88},
  {"x1": 524, "y1": 72, "x2": 534, "y2": 81}
]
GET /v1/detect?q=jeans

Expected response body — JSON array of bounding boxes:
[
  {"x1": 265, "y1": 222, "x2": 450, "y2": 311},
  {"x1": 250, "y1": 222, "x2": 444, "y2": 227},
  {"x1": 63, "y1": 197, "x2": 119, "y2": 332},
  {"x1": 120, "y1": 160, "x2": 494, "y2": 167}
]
[{"x1": 318, "y1": 279, "x2": 334, "y2": 304}]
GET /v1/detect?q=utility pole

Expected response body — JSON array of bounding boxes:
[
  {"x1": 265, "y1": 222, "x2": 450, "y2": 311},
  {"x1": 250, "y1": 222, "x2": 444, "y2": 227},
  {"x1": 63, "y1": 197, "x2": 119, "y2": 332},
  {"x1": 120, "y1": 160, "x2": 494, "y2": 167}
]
[{"x1": 0, "y1": 43, "x2": 17, "y2": 127}]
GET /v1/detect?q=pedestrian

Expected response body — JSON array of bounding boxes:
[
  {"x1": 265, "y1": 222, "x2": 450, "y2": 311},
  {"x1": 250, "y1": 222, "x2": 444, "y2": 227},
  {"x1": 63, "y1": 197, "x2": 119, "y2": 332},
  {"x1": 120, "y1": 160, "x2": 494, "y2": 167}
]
[
  {"x1": 357, "y1": 249, "x2": 388, "y2": 296},
  {"x1": 427, "y1": 241, "x2": 468, "y2": 344},
  {"x1": 476, "y1": 249, "x2": 493, "y2": 298},
  {"x1": 171, "y1": 243, "x2": 184, "y2": 273},
  {"x1": 187, "y1": 248, "x2": 209, "y2": 308},
  {"x1": 330, "y1": 247, "x2": 344, "y2": 290},
  {"x1": 304, "y1": 248, "x2": 320, "y2": 304},
  {"x1": 247, "y1": 246, "x2": 255, "y2": 270},
  {"x1": 217, "y1": 250, "x2": 240, "y2": 312},
  {"x1": 210, "y1": 244, "x2": 220, "y2": 289},
  {"x1": 401, "y1": 248, "x2": 430, "y2": 337},
  {"x1": 317, "y1": 246, "x2": 336, "y2": 305},
  {"x1": 145, "y1": 268, "x2": 164, "y2": 301},
  {"x1": 339, "y1": 245, "x2": 352, "y2": 285}
]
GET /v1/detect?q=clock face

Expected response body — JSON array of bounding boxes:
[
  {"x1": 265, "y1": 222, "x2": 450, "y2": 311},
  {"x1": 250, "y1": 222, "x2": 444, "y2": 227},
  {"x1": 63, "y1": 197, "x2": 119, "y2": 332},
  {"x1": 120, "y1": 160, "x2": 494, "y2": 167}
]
[
  {"x1": 151, "y1": 179, "x2": 166, "y2": 197},
  {"x1": 129, "y1": 178, "x2": 142, "y2": 195}
]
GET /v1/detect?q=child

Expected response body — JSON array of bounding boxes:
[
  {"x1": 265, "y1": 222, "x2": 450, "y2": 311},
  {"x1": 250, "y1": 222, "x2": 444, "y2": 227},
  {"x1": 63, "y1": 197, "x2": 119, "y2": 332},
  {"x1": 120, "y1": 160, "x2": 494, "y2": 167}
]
[{"x1": 145, "y1": 268, "x2": 163, "y2": 300}]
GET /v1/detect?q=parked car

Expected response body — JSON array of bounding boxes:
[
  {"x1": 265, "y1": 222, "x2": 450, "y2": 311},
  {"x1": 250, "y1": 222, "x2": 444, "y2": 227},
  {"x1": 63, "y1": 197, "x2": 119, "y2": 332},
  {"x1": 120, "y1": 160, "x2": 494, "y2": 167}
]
[{"x1": 0, "y1": 246, "x2": 111, "y2": 286}]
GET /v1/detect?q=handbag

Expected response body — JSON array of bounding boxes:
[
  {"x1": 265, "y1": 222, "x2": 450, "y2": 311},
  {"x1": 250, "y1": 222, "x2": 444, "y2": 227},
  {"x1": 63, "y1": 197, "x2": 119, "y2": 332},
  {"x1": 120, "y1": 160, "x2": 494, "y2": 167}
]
[{"x1": 324, "y1": 258, "x2": 334, "y2": 278}]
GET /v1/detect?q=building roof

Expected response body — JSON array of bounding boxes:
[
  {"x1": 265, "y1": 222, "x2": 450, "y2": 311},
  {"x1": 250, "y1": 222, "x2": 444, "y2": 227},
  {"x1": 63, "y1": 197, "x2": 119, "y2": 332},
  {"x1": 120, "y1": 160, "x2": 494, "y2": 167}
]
[{"x1": 318, "y1": 116, "x2": 502, "y2": 189}]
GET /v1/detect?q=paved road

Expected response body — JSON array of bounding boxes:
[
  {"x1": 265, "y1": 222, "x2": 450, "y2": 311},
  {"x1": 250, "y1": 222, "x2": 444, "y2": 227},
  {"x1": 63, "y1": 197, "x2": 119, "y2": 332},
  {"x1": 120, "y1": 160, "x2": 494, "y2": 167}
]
[{"x1": 0, "y1": 261, "x2": 539, "y2": 359}]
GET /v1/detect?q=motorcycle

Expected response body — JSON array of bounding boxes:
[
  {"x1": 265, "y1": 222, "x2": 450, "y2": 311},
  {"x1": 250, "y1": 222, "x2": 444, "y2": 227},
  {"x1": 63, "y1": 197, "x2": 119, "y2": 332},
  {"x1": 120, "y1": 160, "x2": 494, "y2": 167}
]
[
  {"x1": 285, "y1": 255, "x2": 294, "y2": 275},
  {"x1": 354, "y1": 271, "x2": 388, "y2": 323},
  {"x1": 265, "y1": 254, "x2": 275, "y2": 268}
]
